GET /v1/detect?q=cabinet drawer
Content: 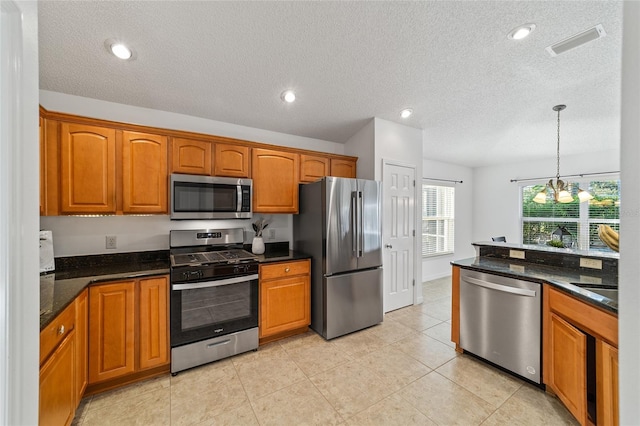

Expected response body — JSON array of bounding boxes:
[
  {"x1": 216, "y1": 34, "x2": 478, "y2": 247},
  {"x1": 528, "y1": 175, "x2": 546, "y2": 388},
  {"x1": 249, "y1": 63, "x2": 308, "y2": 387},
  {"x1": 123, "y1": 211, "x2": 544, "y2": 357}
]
[
  {"x1": 547, "y1": 286, "x2": 617, "y2": 346},
  {"x1": 260, "y1": 260, "x2": 310, "y2": 281},
  {"x1": 40, "y1": 302, "x2": 76, "y2": 365}
]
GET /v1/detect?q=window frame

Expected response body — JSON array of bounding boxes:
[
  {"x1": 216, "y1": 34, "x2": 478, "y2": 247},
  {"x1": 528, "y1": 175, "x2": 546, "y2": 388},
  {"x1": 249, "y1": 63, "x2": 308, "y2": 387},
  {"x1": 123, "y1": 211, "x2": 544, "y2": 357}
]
[{"x1": 421, "y1": 181, "x2": 455, "y2": 258}]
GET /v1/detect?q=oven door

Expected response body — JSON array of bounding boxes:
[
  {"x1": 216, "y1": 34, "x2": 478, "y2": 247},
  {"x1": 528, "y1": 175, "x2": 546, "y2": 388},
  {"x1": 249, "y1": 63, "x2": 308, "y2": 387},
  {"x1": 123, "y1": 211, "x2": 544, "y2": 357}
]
[{"x1": 170, "y1": 273, "x2": 258, "y2": 347}]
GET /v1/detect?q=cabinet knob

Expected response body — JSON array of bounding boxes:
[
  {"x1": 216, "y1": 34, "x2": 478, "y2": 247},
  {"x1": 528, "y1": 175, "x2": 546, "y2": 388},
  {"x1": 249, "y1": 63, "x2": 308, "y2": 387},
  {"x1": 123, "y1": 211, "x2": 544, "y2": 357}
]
[
  {"x1": 57, "y1": 325, "x2": 65, "y2": 335},
  {"x1": 285, "y1": 267, "x2": 290, "y2": 273}
]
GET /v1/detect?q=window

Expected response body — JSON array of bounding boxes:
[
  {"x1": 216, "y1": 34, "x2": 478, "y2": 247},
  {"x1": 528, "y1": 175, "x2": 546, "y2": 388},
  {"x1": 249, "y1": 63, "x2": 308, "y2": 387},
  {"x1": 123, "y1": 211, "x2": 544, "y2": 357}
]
[
  {"x1": 422, "y1": 183, "x2": 455, "y2": 257},
  {"x1": 521, "y1": 179, "x2": 620, "y2": 251}
]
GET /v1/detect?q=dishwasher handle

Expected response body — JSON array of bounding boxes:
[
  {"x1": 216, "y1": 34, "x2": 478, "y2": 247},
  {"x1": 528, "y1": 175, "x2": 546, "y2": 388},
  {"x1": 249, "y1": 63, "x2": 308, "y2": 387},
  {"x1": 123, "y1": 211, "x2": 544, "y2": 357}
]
[{"x1": 462, "y1": 276, "x2": 537, "y2": 297}]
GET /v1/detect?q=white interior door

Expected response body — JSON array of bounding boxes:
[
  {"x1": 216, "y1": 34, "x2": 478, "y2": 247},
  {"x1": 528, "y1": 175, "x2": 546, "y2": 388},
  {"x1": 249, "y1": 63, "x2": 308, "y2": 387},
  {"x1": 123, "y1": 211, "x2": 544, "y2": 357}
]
[{"x1": 382, "y1": 162, "x2": 415, "y2": 312}]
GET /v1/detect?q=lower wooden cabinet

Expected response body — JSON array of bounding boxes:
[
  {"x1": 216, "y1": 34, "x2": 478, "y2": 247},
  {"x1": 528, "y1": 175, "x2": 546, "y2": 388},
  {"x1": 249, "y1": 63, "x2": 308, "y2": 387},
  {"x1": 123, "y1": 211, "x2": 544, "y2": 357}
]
[
  {"x1": 87, "y1": 275, "x2": 169, "y2": 393},
  {"x1": 259, "y1": 259, "x2": 310, "y2": 344},
  {"x1": 75, "y1": 289, "x2": 88, "y2": 404},
  {"x1": 40, "y1": 329, "x2": 76, "y2": 426},
  {"x1": 597, "y1": 340, "x2": 619, "y2": 426}
]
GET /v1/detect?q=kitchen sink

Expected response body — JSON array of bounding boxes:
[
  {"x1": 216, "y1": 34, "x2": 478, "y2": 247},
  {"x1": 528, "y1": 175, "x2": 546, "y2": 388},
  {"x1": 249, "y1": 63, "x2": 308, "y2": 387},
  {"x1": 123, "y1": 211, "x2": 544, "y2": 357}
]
[{"x1": 571, "y1": 283, "x2": 618, "y2": 302}]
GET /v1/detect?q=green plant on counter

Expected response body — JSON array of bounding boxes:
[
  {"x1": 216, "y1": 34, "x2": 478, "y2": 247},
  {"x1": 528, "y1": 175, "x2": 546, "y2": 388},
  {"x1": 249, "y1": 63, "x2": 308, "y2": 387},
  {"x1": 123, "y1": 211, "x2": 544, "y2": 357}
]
[{"x1": 547, "y1": 239, "x2": 565, "y2": 248}]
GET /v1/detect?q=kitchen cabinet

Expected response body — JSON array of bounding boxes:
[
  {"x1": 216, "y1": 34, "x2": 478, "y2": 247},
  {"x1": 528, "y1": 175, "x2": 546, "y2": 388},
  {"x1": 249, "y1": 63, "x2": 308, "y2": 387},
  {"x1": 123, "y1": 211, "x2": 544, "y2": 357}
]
[
  {"x1": 252, "y1": 148, "x2": 300, "y2": 213},
  {"x1": 300, "y1": 154, "x2": 329, "y2": 183},
  {"x1": 214, "y1": 143, "x2": 251, "y2": 177},
  {"x1": 75, "y1": 289, "x2": 88, "y2": 404},
  {"x1": 60, "y1": 122, "x2": 117, "y2": 214},
  {"x1": 39, "y1": 299, "x2": 76, "y2": 426},
  {"x1": 40, "y1": 116, "x2": 45, "y2": 215},
  {"x1": 543, "y1": 285, "x2": 619, "y2": 426},
  {"x1": 122, "y1": 131, "x2": 168, "y2": 214},
  {"x1": 259, "y1": 259, "x2": 310, "y2": 344},
  {"x1": 87, "y1": 275, "x2": 169, "y2": 393},
  {"x1": 450, "y1": 266, "x2": 461, "y2": 352},
  {"x1": 330, "y1": 158, "x2": 357, "y2": 178},
  {"x1": 170, "y1": 137, "x2": 212, "y2": 175}
]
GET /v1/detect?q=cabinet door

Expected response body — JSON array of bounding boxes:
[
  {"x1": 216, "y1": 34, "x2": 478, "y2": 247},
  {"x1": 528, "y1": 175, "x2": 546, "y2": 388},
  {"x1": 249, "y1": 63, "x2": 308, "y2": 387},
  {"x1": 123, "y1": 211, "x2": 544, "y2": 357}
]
[
  {"x1": 260, "y1": 274, "x2": 310, "y2": 339},
  {"x1": 88, "y1": 282, "x2": 136, "y2": 383},
  {"x1": 548, "y1": 313, "x2": 588, "y2": 425},
  {"x1": 597, "y1": 340, "x2": 619, "y2": 426},
  {"x1": 300, "y1": 154, "x2": 329, "y2": 183},
  {"x1": 40, "y1": 331, "x2": 76, "y2": 426},
  {"x1": 40, "y1": 116, "x2": 45, "y2": 215},
  {"x1": 75, "y1": 289, "x2": 88, "y2": 404},
  {"x1": 214, "y1": 144, "x2": 251, "y2": 177},
  {"x1": 122, "y1": 131, "x2": 168, "y2": 214},
  {"x1": 60, "y1": 123, "x2": 117, "y2": 214},
  {"x1": 171, "y1": 137, "x2": 212, "y2": 175},
  {"x1": 252, "y1": 148, "x2": 299, "y2": 213},
  {"x1": 330, "y1": 158, "x2": 356, "y2": 178},
  {"x1": 139, "y1": 276, "x2": 169, "y2": 370}
]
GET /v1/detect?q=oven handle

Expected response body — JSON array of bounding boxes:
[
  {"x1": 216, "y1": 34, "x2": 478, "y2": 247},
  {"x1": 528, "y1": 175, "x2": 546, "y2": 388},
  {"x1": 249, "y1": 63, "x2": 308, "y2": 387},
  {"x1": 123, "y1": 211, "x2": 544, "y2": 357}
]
[{"x1": 172, "y1": 274, "x2": 259, "y2": 291}]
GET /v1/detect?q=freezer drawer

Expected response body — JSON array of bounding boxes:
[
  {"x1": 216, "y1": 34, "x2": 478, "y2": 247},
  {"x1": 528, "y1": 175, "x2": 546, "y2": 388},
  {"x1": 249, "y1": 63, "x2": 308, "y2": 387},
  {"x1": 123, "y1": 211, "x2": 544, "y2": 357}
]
[
  {"x1": 318, "y1": 268, "x2": 383, "y2": 340},
  {"x1": 459, "y1": 269, "x2": 541, "y2": 383}
]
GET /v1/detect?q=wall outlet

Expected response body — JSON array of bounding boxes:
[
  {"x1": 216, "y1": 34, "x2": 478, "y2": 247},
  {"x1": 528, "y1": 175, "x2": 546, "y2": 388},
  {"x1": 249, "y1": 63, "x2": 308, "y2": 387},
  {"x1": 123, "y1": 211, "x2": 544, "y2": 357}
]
[
  {"x1": 267, "y1": 229, "x2": 276, "y2": 240},
  {"x1": 580, "y1": 258, "x2": 603, "y2": 270},
  {"x1": 509, "y1": 249, "x2": 525, "y2": 259},
  {"x1": 105, "y1": 235, "x2": 117, "y2": 249}
]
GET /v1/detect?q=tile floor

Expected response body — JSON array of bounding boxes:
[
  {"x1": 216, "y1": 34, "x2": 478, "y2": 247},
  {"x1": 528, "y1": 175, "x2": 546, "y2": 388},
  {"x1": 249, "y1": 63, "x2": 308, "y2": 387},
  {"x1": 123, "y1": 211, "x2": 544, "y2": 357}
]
[{"x1": 72, "y1": 276, "x2": 578, "y2": 425}]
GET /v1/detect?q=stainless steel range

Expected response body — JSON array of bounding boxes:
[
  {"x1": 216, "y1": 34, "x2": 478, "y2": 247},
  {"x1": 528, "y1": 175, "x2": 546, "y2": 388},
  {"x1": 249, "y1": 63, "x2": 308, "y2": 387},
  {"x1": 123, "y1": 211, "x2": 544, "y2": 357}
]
[{"x1": 169, "y1": 228, "x2": 258, "y2": 374}]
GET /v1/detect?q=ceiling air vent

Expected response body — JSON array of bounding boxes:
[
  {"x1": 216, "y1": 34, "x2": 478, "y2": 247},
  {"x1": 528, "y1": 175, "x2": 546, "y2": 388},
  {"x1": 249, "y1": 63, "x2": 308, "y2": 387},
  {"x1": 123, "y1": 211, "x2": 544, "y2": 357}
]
[{"x1": 546, "y1": 24, "x2": 606, "y2": 57}]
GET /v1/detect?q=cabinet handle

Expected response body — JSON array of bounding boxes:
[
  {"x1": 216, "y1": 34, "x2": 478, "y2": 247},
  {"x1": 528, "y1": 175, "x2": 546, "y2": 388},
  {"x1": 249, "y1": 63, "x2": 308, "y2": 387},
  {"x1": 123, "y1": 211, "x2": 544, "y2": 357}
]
[
  {"x1": 285, "y1": 267, "x2": 290, "y2": 273},
  {"x1": 57, "y1": 325, "x2": 65, "y2": 335}
]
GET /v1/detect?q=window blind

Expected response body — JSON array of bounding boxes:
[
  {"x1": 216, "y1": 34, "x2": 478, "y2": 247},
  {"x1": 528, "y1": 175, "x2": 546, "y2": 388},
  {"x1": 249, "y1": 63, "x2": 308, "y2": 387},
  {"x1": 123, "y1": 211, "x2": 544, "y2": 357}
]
[{"x1": 422, "y1": 184, "x2": 455, "y2": 257}]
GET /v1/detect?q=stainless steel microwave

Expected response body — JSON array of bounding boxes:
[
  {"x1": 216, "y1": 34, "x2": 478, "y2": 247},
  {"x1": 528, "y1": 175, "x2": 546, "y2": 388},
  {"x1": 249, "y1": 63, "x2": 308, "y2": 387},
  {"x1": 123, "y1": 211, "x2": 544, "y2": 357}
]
[{"x1": 170, "y1": 174, "x2": 252, "y2": 220}]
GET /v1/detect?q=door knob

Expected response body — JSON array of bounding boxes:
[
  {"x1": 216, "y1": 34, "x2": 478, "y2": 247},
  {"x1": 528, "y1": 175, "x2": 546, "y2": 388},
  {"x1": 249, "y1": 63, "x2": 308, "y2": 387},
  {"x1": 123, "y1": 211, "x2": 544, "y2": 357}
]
[{"x1": 385, "y1": 244, "x2": 393, "y2": 249}]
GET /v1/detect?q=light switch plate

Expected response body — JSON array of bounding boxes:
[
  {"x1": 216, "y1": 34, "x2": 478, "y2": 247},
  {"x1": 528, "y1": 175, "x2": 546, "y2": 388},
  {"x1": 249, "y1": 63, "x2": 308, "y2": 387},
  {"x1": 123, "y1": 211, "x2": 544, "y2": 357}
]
[
  {"x1": 580, "y1": 258, "x2": 603, "y2": 270},
  {"x1": 509, "y1": 250, "x2": 525, "y2": 259}
]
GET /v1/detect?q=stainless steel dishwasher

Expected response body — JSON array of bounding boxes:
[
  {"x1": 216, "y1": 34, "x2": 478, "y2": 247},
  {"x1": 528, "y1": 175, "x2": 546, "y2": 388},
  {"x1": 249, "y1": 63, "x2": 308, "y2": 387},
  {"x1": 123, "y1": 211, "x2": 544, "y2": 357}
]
[{"x1": 459, "y1": 269, "x2": 542, "y2": 384}]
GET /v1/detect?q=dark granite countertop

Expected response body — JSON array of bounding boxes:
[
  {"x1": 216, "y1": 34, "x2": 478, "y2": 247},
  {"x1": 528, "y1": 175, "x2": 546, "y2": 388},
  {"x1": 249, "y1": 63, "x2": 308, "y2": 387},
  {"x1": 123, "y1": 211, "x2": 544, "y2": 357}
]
[
  {"x1": 451, "y1": 256, "x2": 618, "y2": 314},
  {"x1": 254, "y1": 250, "x2": 311, "y2": 264},
  {"x1": 40, "y1": 251, "x2": 170, "y2": 331}
]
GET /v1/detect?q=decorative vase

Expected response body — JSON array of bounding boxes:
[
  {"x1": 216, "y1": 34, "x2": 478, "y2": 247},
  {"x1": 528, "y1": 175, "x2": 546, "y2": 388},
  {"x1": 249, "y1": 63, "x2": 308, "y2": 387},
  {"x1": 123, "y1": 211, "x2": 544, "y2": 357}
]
[{"x1": 251, "y1": 236, "x2": 265, "y2": 255}]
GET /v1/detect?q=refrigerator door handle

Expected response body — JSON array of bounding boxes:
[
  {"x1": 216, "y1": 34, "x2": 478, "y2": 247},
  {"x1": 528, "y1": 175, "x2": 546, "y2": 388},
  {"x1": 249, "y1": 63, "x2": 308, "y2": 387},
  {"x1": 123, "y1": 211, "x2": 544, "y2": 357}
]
[
  {"x1": 351, "y1": 191, "x2": 358, "y2": 257},
  {"x1": 358, "y1": 191, "x2": 364, "y2": 257}
]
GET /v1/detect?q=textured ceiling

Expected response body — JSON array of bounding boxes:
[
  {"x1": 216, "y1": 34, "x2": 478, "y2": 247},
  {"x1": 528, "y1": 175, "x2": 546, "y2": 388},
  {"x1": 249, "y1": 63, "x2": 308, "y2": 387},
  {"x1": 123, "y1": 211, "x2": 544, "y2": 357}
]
[{"x1": 38, "y1": 1, "x2": 623, "y2": 168}]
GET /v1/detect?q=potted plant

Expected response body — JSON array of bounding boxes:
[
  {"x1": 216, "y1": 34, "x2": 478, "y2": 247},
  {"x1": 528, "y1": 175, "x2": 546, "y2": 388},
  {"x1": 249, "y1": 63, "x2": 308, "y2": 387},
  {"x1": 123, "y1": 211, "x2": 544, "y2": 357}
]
[{"x1": 251, "y1": 218, "x2": 268, "y2": 254}]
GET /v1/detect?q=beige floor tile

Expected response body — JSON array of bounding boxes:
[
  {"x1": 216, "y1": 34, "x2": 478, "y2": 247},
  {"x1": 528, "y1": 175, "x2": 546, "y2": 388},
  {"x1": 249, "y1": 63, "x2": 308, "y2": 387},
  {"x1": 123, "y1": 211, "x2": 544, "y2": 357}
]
[
  {"x1": 436, "y1": 355, "x2": 522, "y2": 408},
  {"x1": 345, "y1": 393, "x2": 437, "y2": 426},
  {"x1": 481, "y1": 383, "x2": 580, "y2": 425},
  {"x1": 423, "y1": 320, "x2": 455, "y2": 348},
  {"x1": 398, "y1": 372, "x2": 494, "y2": 425},
  {"x1": 357, "y1": 345, "x2": 431, "y2": 389},
  {"x1": 88, "y1": 374, "x2": 170, "y2": 411},
  {"x1": 364, "y1": 317, "x2": 419, "y2": 344},
  {"x1": 392, "y1": 333, "x2": 458, "y2": 369},
  {"x1": 230, "y1": 341, "x2": 287, "y2": 368},
  {"x1": 286, "y1": 339, "x2": 353, "y2": 377},
  {"x1": 277, "y1": 330, "x2": 327, "y2": 351},
  {"x1": 71, "y1": 396, "x2": 92, "y2": 425},
  {"x1": 422, "y1": 279, "x2": 452, "y2": 300},
  {"x1": 171, "y1": 361, "x2": 248, "y2": 425},
  {"x1": 393, "y1": 310, "x2": 443, "y2": 332},
  {"x1": 421, "y1": 298, "x2": 452, "y2": 321},
  {"x1": 330, "y1": 329, "x2": 388, "y2": 359},
  {"x1": 252, "y1": 378, "x2": 343, "y2": 425},
  {"x1": 83, "y1": 387, "x2": 170, "y2": 426},
  {"x1": 310, "y1": 360, "x2": 400, "y2": 419},
  {"x1": 235, "y1": 353, "x2": 307, "y2": 401},
  {"x1": 194, "y1": 401, "x2": 259, "y2": 426}
]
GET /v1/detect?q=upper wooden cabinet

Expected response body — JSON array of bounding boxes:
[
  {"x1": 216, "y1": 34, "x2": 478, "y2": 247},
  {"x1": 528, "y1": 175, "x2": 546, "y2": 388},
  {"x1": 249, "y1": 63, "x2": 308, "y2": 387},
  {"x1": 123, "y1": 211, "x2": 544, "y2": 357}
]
[
  {"x1": 214, "y1": 144, "x2": 251, "y2": 178},
  {"x1": 300, "y1": 154, "x2": 329, "y2": 183},
  {"x1": 252, "y1": 148, "x2": 299, "y2": 213},
  {"x1": 170, "y1": 137, "x2": 212, "y2": 175},
  {"x1": 60, "y1": 123, "x2": 117, "y2": 214},
  {"x1": 122, "y1": 131, "x2": 168, "y2": 214},
  {"x1": 330, "y1": 158, "x2": 357, "y2": 178}
]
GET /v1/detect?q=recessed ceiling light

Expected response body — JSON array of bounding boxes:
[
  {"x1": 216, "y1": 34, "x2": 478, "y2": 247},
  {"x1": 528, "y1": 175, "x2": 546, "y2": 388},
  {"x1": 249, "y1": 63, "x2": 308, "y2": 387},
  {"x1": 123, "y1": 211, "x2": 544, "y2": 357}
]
[
  {"x1": 104, "y1": 39, "x2": 135, "y2": 60},
  {"x1": 281, "y1": 90, "x2": 296, "y2": 103},
  {"x1": 400, "y1": 109, "x2": 413, "y2": 119},
  {"x1": 507, "y1": 23, "x2": 536, "y2": 40}
]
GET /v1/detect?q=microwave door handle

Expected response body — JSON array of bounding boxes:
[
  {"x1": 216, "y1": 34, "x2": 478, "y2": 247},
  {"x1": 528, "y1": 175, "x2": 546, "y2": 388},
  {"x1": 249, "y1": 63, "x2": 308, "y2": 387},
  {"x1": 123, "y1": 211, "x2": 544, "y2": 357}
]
[{"x1": 237, "y1": 186, "x2": 242, "y2": 212}]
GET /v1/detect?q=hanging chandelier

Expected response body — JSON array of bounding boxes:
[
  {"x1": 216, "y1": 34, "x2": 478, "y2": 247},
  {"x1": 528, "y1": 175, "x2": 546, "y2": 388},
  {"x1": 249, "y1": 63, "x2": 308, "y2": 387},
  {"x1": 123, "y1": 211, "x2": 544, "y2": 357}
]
[{"x1": 532, "y1": 105, "x2": 593, "y2": 204}]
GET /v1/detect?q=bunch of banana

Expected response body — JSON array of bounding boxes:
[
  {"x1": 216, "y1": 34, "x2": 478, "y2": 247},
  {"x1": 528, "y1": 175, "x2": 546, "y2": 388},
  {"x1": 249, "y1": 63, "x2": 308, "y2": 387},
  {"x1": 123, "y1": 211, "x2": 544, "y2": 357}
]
[{"x1": 598, "y1": 225, "x2": 619, "y2": 252}]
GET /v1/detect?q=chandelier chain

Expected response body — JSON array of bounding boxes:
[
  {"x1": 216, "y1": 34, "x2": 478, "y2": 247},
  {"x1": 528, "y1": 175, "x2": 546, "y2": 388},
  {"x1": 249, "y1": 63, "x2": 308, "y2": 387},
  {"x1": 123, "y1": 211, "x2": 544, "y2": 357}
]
[{"x1": 556, "y1": 107, "x2": 561, "y2": 179}]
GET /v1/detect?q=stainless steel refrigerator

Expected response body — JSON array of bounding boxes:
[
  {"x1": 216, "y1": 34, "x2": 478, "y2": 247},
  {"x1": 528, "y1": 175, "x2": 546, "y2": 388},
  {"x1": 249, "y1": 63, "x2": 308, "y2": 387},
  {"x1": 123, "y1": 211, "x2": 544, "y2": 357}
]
[{"x1": 293, "y1": 177, "x2": 383, "y2": 339}]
